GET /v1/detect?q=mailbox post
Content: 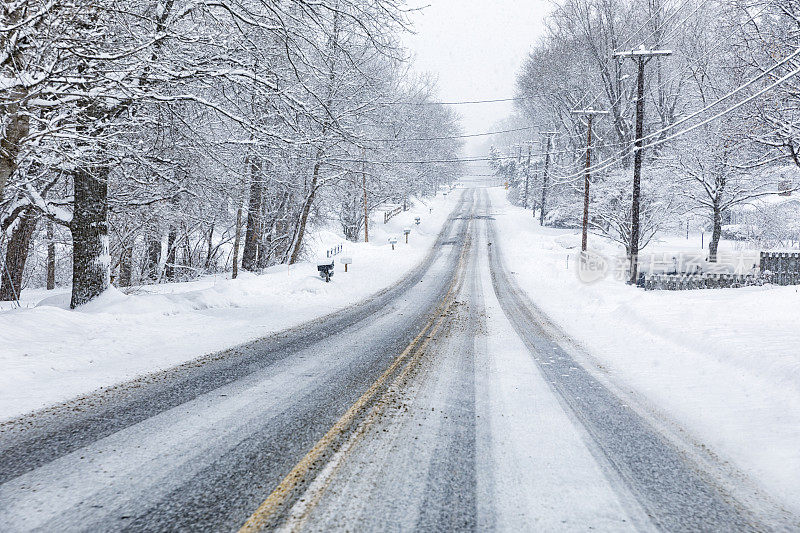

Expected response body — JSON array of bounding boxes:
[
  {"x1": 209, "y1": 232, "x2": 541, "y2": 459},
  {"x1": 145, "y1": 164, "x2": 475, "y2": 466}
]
[
  {"x1": 403, "y1": 228, "x2": 411, "y2": 244},
  {"x1": 415, "y1": 217, "x2": 420, "y2": 225},
  {"x1": 340, "y1": 256, "x2": 352, "y2": 272},
  {"x1": 388, "y1": 237, "x2": 398, "y2": 250},
  {"x1": 316, "y1": 259, "x2": 334, "y2": 282}
]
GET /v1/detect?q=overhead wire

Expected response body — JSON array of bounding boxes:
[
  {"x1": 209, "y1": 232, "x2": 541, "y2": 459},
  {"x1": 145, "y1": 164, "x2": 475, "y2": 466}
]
[
  {"x1": 373, "y1": 96, "x2": 531, "y2": 106},
  {"x1": 579, "y1": 0, "x2": 709, "y2": 112},
  {"x1": 626, "y1": 0, "x2": 699, "y2": 53},
  {"x1": 328, "y1": 154, "x2": 526, "y2": 164},
  {"x1": 363, "y1": 125, "x2": 541, "y2": 142},
  {"x1": 472, "y1": 42, "x2": 798, "y2": 182},
  {"x1": 330, "y1": 3, "x2": 780, "y2": 175},
  {"x1": 505, "y1": 2, "x2": 775, "y2": 182},
  {"x1": 615, "y1": 0, "x2": 686, "y2": 51},
  {"x1": 548, "y1": 56, "x2": 800, "y2": 185},
  {"x1": 570, "y1": 0, "x2": 723, "y2": 146}
]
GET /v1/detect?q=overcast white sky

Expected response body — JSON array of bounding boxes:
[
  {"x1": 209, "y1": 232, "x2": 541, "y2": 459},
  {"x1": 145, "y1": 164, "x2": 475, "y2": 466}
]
[{"x1": 402, "y1": 1, "x2": 551, "y2": 160}]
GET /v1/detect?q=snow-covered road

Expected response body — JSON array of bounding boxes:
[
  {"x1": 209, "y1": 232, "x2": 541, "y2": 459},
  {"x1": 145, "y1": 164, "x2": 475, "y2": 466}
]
[
  {"x1": 0, "y1": 188, "x2": 794, "y2": 532},
  {"x1": 292, "y1": 189, "x2": 770, "y2": 531},
  {"x1": 0, "y1": 193, "x2": 458, "y2": 421},
  {"x1": 0, "y1": 192, "x2": 473, "y2": 531},
  {"x1": 294, "y1": 191, "x2": 651, "y2": 531}
]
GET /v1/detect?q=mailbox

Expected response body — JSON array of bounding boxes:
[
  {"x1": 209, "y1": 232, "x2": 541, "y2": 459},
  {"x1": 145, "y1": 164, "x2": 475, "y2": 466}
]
[{"x1": 316, "y1": 260, "x2": 334, "y2": 282}]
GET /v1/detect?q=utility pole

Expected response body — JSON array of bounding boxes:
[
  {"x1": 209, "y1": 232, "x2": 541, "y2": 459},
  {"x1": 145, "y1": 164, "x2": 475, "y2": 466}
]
[
  {"x1": 614, "y1": 45, "x2": 672, "y2": 284},
  {"x1": 571, "y1": 108, "x2": 608, "y2": 252},
  {"x1": 539, "y1": 131, "x2": 557, "y2": 226},
  {"x1": 522, "y1": 142, "x2": 532, "y2": 209},
  {"x1": 362, "y1": 147, "x2": 368, "y2": 243}
]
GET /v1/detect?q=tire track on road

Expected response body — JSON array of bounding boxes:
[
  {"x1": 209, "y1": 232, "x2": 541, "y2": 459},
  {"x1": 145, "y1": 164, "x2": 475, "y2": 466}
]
[{"x1": 482, "y1": 189, "x2": 761, "y2": 531}]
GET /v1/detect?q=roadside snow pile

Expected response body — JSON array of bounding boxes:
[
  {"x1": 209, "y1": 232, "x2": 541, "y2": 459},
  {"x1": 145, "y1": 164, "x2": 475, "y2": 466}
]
[
  {"x1": 488, "y1": 187, "x2": 800, "y2": 514},
  {"x1": 0, "y1": 192, "x2": 459, "y2": 421}
]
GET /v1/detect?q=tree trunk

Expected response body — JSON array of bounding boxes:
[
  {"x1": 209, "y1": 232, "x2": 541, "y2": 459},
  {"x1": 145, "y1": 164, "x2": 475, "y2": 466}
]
[
  {"x1": 274, "y1": 190, "x2": 290, "y2": 261},
  {"x1": 0, "y1": 89, "x2": 28, "y2": 203},
  {"x1": 182, "y1": 225, "x2": 192, "y2": 269},
  {"x1": 288, "y1": 160, "x2": 321, "y2": 265},
  {"x1": 0, "y1": 210, "x2": 37, "y2": 301},
  {"x1": 119, "y1": 242, "x2": 133, "y2": 287},
  {"x1": 540, "y1": 135, "x2": 553, "y2": 226},
  {"x1": 0, "y1": 4, "x2": 29, "y2": 202},
  {"x1": 709, "y1": 203, "x2": 722, "y2": 263},
  {"x1": 165, "y1": 227, "x2": 177, "y2": 281},
  {"x1": 146, "y1": 235, "x2": 161, "y2": 281},
  {"x1": 259, "y1": 228, "x2": 272, "y2": 269},
  {"x1": 70, "y1": 166, "x2": 110, "y2": 308},
  {"x1": 242, "y1": 158, "x2": 264, "y2": 271},
  {"x1": 286, "y1": 6, "x2": 338, "y2": 266},
  {"x1": 46, "y1": 220, "x2": 56, "y2": 290},
  {"x1": 232, "y1": 205, "x2": 243, "y2": 279},
  {"x1": 205, "y1": 223, "x2": 215, "y2": 269},
  {"x1": 257, "y1": 197, "x2": 271, "y2": 269}
]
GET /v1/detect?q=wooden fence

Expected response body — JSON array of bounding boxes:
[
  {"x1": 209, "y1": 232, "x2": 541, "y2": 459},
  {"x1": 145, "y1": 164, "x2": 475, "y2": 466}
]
[
  {"x1": 643, "y1": 273, "x2": 756, "y2": 291},
  {"x1": 383, "y1": 206, "x2": 402, "y2": 224},
  {"x1": 760, "y1": 252, "x2": 800, "y2": 286}
]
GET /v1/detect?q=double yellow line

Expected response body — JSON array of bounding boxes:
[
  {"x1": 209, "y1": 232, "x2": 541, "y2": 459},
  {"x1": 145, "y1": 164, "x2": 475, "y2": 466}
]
[{"x1": 239, "y1": 218, "x2": 473, "y2": 533}]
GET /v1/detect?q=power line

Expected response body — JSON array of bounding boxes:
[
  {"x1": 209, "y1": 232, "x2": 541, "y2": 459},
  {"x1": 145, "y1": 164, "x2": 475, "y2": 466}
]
[
  {"x1": 365, "y1": 125, "x2": 541, "y2": 143},
  {"x1": 597, "y1": 0, "x2": 738, "y2": 120},
  {"x1": 577, "y1": 0, "x2": 693, "y2": 111},
  {"x1": 616, "y1": 0, "x2": 687, "y2": 51},
  {"x1": 328, "y1": 154, "x2": 523, "y2": 165},
  {"x1": 656, "y1": 0, "x2": 712, "y2": 47},
  {"x1": 375, "y1": 96, "x2": 529, "y2": 106},
  {"x1": 368, "y1": 4, "x2": 712, "y2": 117},
  {"x1": 550, "y1": 55, "x2": 800, "y2": 185},
  {"x1": 564, "y1": 0, "x2": 716, "y2": 122},
  {"x1": 540, "y1": 44, "x2": 800, "y2": 185},
  {"x1": 352, "y1": 40, "x2": 796, "y2": 170},
  {"x1": 628, "y1": 0, "x2": 697, "y2": 52}
]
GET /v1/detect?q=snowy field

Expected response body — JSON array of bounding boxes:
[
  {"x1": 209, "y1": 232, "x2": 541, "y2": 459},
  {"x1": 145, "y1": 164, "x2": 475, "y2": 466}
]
[
  {"x1": 0, "y1": 193, "x2": 459, "y2": 421},
  {"x1": 488, "y1": 187, "x2": 800, "y2": 515}
]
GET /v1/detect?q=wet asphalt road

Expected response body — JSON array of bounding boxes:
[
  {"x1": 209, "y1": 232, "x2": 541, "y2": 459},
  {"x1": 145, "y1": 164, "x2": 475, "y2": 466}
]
[{"x1": 0, "y1": 188, "x2": 788, "y2": 532}]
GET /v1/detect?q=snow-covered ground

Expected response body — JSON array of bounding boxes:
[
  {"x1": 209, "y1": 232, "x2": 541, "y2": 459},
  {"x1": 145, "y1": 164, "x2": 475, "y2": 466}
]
[
  {"x1": 488, "y1": 187, "x2": 800, "y2": 515},
  {"x1": 0, "y1": 193, "x2": 459, "y2": 421}
]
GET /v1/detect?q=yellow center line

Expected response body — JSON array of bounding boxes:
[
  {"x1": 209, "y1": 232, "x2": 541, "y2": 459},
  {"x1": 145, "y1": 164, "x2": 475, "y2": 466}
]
[
  {"x1": 281, "y1": 289, "x2": 461, "y2": 533},
  {"x1": 239, "y1": 216, "x2": 472, "y2": 533},
  {"x1": 239, "y1": 219, "x2": 472, "y2": 532}
]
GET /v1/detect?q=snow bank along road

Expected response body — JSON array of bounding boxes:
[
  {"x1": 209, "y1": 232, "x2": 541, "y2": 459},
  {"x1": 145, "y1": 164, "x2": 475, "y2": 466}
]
[{"x1": 0, "y1": 189, "x2": 791, "y2": 531}]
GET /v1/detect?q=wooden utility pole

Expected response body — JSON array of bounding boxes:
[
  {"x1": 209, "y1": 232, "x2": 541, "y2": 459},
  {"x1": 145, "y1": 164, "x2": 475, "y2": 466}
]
[
  {"x1": 539, "y1": 131, "x2": 557, "y2": 226},
  {"x1": 522, "y1": 143, "x2": 532, "y2": 209},
  {"x1": 614, "y1": 45, "x2": 672, "y2": 284},
  {"x1": 571, "y1": 108, "x2": 608, "y2": 252},
  {"x1": 362, "y1": 148, "x2": 368, "y2": 243}
]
